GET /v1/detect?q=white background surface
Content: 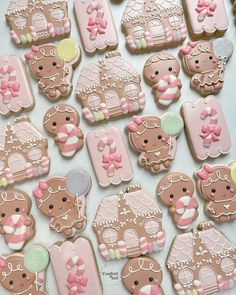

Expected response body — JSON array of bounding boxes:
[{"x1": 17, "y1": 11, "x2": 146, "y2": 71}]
[{"x1": 0, "y1": 0, "x2": 236, "y2": 294}]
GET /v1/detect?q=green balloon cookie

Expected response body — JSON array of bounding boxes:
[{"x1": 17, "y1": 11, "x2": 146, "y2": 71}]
[
  {"x1": 161, "y1": 113, "x2": 184, "y2": 136},
  {"x1": 24, "y1": 245, "x2": 49, "y2": 273}
]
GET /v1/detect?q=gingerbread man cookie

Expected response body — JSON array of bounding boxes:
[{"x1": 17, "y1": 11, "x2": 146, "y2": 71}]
[
  {"x1": 0, "y1": 189, "x2": 35, "y2": 251},
  {"x1": 126, "y1": 113, "x2": 183, "y2": 174},
  {"x1": 195, "y1": 163, "x2": 236, "y2": 223},
  {"x1": 157, "y1": 172, "x2": 199, "y2": 230},
  {"x1": 122, "y1": 257, "x2": 164, "y2": 295},
  {"x1": 43, "y1": 104, "x2": 84, "y2": 158},
  {"x1": 33, "y1": 169, "x2": 91, "y2": 237},
  {"x1": 144, "y1": 53, "x2": 182, "y2": 108},
  {"x1": 25, "y1": 39, "x2": 81, "y2": 101},
  {"x1": 179, "y1": 38, "x2": 233, "y2": 96}
]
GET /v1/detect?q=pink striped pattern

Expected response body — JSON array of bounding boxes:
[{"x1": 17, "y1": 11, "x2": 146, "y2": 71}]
[{"x1": 57, "y1": 124, "x2": 80, "y2": 157}]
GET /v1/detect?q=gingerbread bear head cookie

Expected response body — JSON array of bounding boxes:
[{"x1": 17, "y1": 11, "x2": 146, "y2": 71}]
[{"x1": 121, "y1": 257, "x2": 164, "y2": 295}]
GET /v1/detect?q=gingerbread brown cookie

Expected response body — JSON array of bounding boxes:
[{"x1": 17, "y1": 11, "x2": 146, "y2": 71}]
[
  {"x1": 144, "y1": 53, "x2": 182, "y2": 108},
  {"x1": 43, "y1": 104, "x2": 84, "y2": 158},
  {"x1": 122, "y1": 257, "x2": 164, "y2": 295},
  {"x1": 157, "y1": 172, "x2": 199, "y2": 230}
]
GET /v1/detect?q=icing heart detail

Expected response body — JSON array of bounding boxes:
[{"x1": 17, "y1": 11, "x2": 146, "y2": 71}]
[
  {"x1": 155, "y1": 152, "x2": 161, "y2": 157},
  {"x1": 224, "y1": 204, "x2": 230, "y2": 210},
  {"x1": 62, "y1": 215, "x2": 68, "y2": 220}
]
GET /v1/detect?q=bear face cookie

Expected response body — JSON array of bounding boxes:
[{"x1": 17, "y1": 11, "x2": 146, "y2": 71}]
[
  {"x1": 122, "y1": 257, "x2": 164, "y2": 295},
  {"x1": 179, "y1": 38, "x2": 233, "y2": 96},
  {"x1": 43, "y1": 104, "x2": 84, "y2": 158},
  {"x1": 157, "y1": 172, "x2": 199, "y2": 230},
  {"x1": 126, "y1": 113, "x2": 183, "y2": 174},
  {"x1": 144, "y1": 53, "x2": 182, "y2": 108}
]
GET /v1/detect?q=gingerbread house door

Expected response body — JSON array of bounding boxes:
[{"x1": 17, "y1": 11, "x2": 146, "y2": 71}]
[
  {"x1": 104, "y1": 90, "x2": 122, "y2": 116},
  {"x1": 148, "y1": 19, "x2": 165, "y2": 44},
  {"x1": 8, "y1": 154, "x2": 26, "y2": 180},
  {"x1": 32, "y1": 12, "x2": 47, "y2": 32},
  {"x1": 199, "y1": 267, "x2": 218, "y2": 294},
  {"x1": 124, "y1": 229, "x2": 139, "y2": 256}
]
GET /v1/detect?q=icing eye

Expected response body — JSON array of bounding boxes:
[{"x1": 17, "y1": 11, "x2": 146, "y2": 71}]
[
  {"x1": 39, "y1": 66, "x2": 43, "y2": 70},
  {"x1": 22, "y1": 273, "x2": 26, "y2": 278},
  {"x1": 52, "y1": 122, "x2": 57, "y2": 126},
  {"x1": 195, "y1": 60, "x2": 199, "y2": 64},
  {"x1": 15, "y1": 208, "x2": 20, "y2": 212},
  {"x1": 134, "y1": 281, "x2": 139, "y2": 285},
  {"x1": 49, "y1": 204, "x2": 54, "y2": 209},
  {"x1": 170, "y1": 194, "x2": 174, "y2": 199},
  {"x1": 66, "y1": 117, "x2": 70, "y2": 121},
  {"x1": 211, "y1": 188, "x2": 216, "y2": 193},
  {"x1": 144, "y1": 139, "x2": 149, "y2": 144},
  {"x1": 52, "y1": 62, "x2": 57, "y2": 66},
  {"x1": 9, "y1": 281, "x2": 13, "y2": 285},
  {"x1": 149, "y1": 277, "x2": 153, "y2": 282},
  {"x1": 226, "y1": 185, "x2": 231, "y2": 190},
  {"x1": 1, "y1": 213, "x2": 5, "y2": 218},
  {"x1": 209, "y1": 56, "x2": 213, "y2": 60},
  {"x1": 155, "y1": 71, "x2": 159, "y2": 75},
  {"x1": 62, "y1": 197, "x2": 67, "y2": 202},
  {"x1": 158, "y1": 135, "x2": 162, "y2": 140},
  {"x1": 168, "y1": 67, "x2": 172, "y2": 72},
  {"x1": 183, "y1": 187, "x2": 187, "y2": 192}
]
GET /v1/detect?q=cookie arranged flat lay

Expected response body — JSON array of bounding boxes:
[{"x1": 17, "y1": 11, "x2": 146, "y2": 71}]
[{"x1": 1, "y1": 0, "x2": 236, "y2": 294}]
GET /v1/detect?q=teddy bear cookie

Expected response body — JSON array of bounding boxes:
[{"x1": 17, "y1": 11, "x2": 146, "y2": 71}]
[
  {"x1": 195, "y1": 163, "x2": 236, "y2": 224},
  {"x1": 50, "y1": 237, "x2": 103, "y2": 295},
  {"x1": 121, "y1": 0, "x2": 187, "y2": 53},
  {"x1": 33, "y1": 169, "x2": 91, "y2": 237},
  {"x1": 179, "y1": 38, "x2": 233, "y2": 96},
  {"x1": 0, "y1": 116, "x2": 50, "y2": 188},
  {"x1": 93, "y1": 184, "x2": 166, "y2": 260},
  {"x1": 144, "y1": 53, "x2": 182, "y2": 108},
  {"x1": 25, "y1": 39, "x2": 81, "y2": 101},
  {"x1": 43, "y1": 104, "x2": 84, "y2": 158},
  {"x1": 0, "y1": 189, "x2": 35, "y2": 251},
  {"x1": 5, "y1": 0, "x2": 71, "y2": 47},
  {"x1": 157, "y1": 172, "x2": 199, "y2": 230},
  {"x1": 166, "y1": 221, "x2": 236, "y2": 295},
  {"x1": 0, "y1": 244, "x2": 49, "y2": 295},
  {"x1": 122, "y1": 257, "x2": 164, "y2": 295},
  {"x1": 126, "y1": 113, "x2": 183, "y2": 174}
]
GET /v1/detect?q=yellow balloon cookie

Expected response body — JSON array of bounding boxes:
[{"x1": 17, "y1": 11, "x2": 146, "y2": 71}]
[{"x1": 56, "y1": 39, "x2": 80, "y2": 63}]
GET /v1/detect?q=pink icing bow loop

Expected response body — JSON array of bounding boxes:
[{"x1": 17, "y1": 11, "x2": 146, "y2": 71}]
[
  {"x1": 87, "y1": 18, "x2": 107, "y2": 41},
  {"x1": 196, "y1": 164, "x2": 214, "y2": 180},
  {"x1": 66, "y1": 273, "x2": 88, "y2": 295},
  {"x1": 33, "y1": 180, "x2": 48, "y2": 199},
  {"x1": 127, "y1": 116, "x2": 143, "y2": 132},
  {"x1": 179, "y1": 41, "x2": 197, "y2": 56},
  {"x1": 102, "y1": 154, "x2": 122, "y2": 177},
  {"x1": 196, "y1": 0, "x2": 217, "y2": 22},
  {"x1": 24, "y1": 45, "x2": 39, "y2": 61},
  {"x1": 0, "y1": 80, "x2": 20, "y2": 103},
  {"x1": 200, "y1": 124, "x2": 221, "y2": 148}
]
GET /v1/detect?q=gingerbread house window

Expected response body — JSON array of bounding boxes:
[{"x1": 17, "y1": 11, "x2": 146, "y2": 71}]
[
  {"x1": 15, "y1": 15, "x2": 26, "y2": 30},
  {"x1": 87, "y1": 94, "x2": 101, "y2": 108},
  {"x1": 8, "y1": 154, "x2": 26, "y2": 173},
  {"x1": 124, "y1": 83, "x2": 138, "y2": 98},
  {"x1": 32, "y1": 12, "x2": 47, "y2": 32},
  {"x1": 51, "y1": 8, "x2": 65, "y2": 21},
  {"x1": 105, "y1": 90, "x2": 120, "y2": 108},
  {"x1": 103, "y1": 228, "x2": 118, "y2": 244},
  {"x1": 132, "y1": 25, "x2": 144, "y2": 38},
  {"x1": 169, "y1": 15, "x2": 182, "y2": 28},
  {"x1": 221, "y1": 258, "x2": 234, "y2": 274},
  {"x1": 144, "y1": 219, "x2": 159, "y2": 235},
  {"x1": 148, "y1": 19, "x2": 164, "y2": 37},
  {"x1": 28, "y1": 147, "x2": 42, "y2": 161},
  {"x1": 0, "y1": 160, "x2": 5, "y2": 172},
  {"x1": 178, "y1": 268, "x2": 194, "y2": 285}
]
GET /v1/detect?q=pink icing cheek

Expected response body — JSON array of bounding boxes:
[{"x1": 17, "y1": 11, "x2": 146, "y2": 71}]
[
  {"x1": 151, "y1": 74, "x2": 155, "y2": 80},
  {"x1": 67, "y1": 199, "x2": 71, "y2": 204},
  {"x1": 10, "y1": 286, "x2": 14, "y2": 290},
  {"x1": 48, "y1": 209, "x2": 53, "y2": 215},
  {"x1": 142, "y1": 143, "x2": 147, "y2": 148},
  {"x1": 195, "y1": 64, "x2": 200, "y2": 70},
  {"x1": 26, "y1": 276, "x2": 30, "y2": 281},
  {"x1": 212, "y1": 59, "x2": 217, "y2": 64},
  {"x1": 131, "y1": 285, "x2": 136, "y2": 291},
  {"x1": 52, "y1": 126, "x2": 57, "y2": 131},
  {"x1": 230, "y1": 188, "x2": 235, "y2": 193},
  {"x1": 70, "y1": 118, "x2": 74, "y2": 123},
  {"x1": 210, "y1": 193, "x2": 215, "y2": 198},
  {"x1": 154, "y1": 278, "x2": 158, "y2": 284},
  {"x1": 56, "y1": 64, "x2": 61, "y2": 69},
  {"x1": 161, "y1": 137, "x2": 166, "y2": 143},
  {"x1": 22, "y1": 208, "x2": 26, "y2": 213}
]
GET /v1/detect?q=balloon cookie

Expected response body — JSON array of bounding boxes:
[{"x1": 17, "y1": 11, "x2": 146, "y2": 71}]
[
  {"x1": 144, "y1": 53, "x2": 182, "y2": 108},
  {"x1": 43, "y1": 104, "x2": 84, "y2": 158},
  {"x1": 126, "y1": 113, "x2": 184, "y2": 174},
  {"x1": 25, "y1": 39, "x2": 81, "y2": 101},
  {"x1": 157, "y1": 172, "x2": 199, "y2": 230},
  {"x1": 33, "y1": 169, "x2": 91, "y2": 237}
]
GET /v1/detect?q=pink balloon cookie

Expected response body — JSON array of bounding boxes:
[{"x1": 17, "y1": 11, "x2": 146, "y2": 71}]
[
  {"x1": 0, "y1": 55, "x2": 34, "y2": 116},
  {"x1": 143, "y1": 53, "x2": 182, "y2": 108},
  {"x1": 76, "y1": 51, "x2": 145, "y2": 124},
  {"x1": 93, "y1": 184, "x2": 166, "y2": 260},
  {"x1": 25, "y1": 39, "x2": 81, "y2": 101},
  {"x1": 166, "y1": 221, "x2": 236, "y2": 295},
  {"x1": 74, "y1": 0, "x2": 118, "y2": 54},
  {"x1": 181, "y1": 95, "x2": 231, "y2": 161},
  {"x1": 43, "y1": 104, "x2": 84, "y2": 158},
  {"x1": 126, "y1": 113, "x2": 183, "y2": 174},
  {"x1": 87, "y1": 127, "x2": 133, "y2": 187},
  {"x1": 33, "y1": 169, "x2": 91, "y2": 237},
  {"x1": 0, "y1": 116, "x2": 50, "y2": 188},
  {"x1": 5, "y1": 0, "x2": 71, "y2": 47},
  {"x1": 50, "y1": 237, "x2": 103, "y2": 295},
  {"x1": 157, "y1": 172, "x2": 199, "y2": 230}
]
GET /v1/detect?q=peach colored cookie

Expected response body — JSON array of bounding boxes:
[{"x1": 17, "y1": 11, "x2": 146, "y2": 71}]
[
  {"x1": 25, "y1": 39, "x2": 81, "y2": 101},
  {"x1": 33, "y1": 169, "x2": 91, "y2": 237},
  {"x1": 167, "y1": 221, "x2": 236, "y2": 295},
  {"x1": 144, "y1": 53, "x2": 182, "y2": 108},
  {"x1": 0, "y1": 244, "x2": 49, "y2": 295},
  {"x1": 76, "y1": 51, "x2": 145, "y2": 124},
  {"x1": 122, "y1": 0, "x2": 187, "y2": 53},
  {"x1": 93, "y1": 184, "x2": 166, "y2": 260},
  {"x1": 43, "y1": 104, "x2": 84, "y2": 158},
  {"x1": 126, "y1": 113, "x2": 183, "y2": 174},
  {"x1": 0, "y1": 116, "x2": 50, "y2": 188},
  {"x1": 122, "y1": 257, "x2": 164, "y2": 295},
  {"x1": 5, "y1": 0, "x2": 71, "y2": 47},
  {"x1": 50, "y1": 237, "x2": 103, "y2": 295},
  {"x1": 179, "y1": 38, "x2": 233, "y2": 96}
]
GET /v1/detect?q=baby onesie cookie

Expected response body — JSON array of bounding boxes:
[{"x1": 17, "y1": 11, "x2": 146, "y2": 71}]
[
  {"x1": 166, "y1": 221, "x2": 236, "y2": 295},
  {"x1": 93, "y1": 184, "x2": 166, "y2": 260},
  {"x1": 50, "y1": 237, "x2": 103, "y2": 295},
  {"x1": 195, "y1": 163, "x2": 236, "y2": 223},
  {"x1": 126, "y1": 113, "x2": 183, "y2": 174},
  {"x1": 122, "y1": 0, "x2": 187, "y2": 53},
  {"x1": 5, "y1": 0, "x2": 71, "y2": 47},
  {"x1": 122, "y1": 257, "x2": 164, "y2": 295},
  {"x1": 74, "y1": 0, "x2": 118, "y2": 54},
  {"x1": 43, "y1": 104, "x2": 84, "y2": 158},
  {"x1": 184, "y1": 0, "x2": 229, "y2": 37},
  {"x1": 0, "y1": 116, "x2": 50, "y2": 188},
  {"x1": 0, "y1": 189, "x2": 35, "y2": 251},
  {"x1": 33, "y1": 169, "x2": 91, "y2": 237},
  {"x1": 179, "y1": 38, "x2": 233, "y2": 96},
  {"x1": 76, "y1": 51, "x2": 145, "y2": 124},
  {"x1": 0, "y1": 55, "x2": 34, "y2": 116},
  {"x1": 144, "y1": 53, "x2": 182, "y2": 108},
  {"x1": 0, "y1": 244, "x2": 49, "y2": 295},
  {"x1": 157, "y1": 173, "x2": 199, "y2": 230},
  {"x1": 181, "y1": 95, "x2": 231, "y2": 161},
  {"x1": 87, "y1": 127, "x2": 133, "y2": 187},
  {"x1": 25, "y1": 39, "x2": 81, "y2": 101}
]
